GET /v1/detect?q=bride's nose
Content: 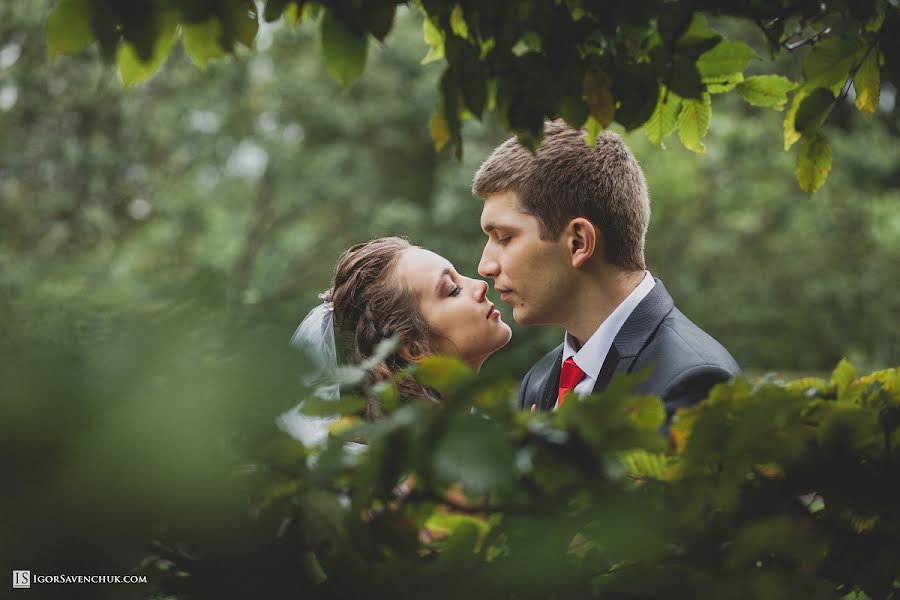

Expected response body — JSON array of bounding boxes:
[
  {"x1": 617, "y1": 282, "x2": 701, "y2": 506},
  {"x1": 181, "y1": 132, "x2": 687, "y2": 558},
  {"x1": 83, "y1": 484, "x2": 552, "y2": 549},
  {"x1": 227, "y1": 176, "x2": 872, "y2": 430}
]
[{"x1": 473, "y1": 279, "x2": 488, "y2": 301}]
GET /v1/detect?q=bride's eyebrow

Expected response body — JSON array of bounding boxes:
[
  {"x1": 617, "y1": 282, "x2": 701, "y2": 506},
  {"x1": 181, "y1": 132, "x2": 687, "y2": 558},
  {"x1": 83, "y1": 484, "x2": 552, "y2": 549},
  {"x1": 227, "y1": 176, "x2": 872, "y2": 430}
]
[{"x1": 433, "y1": 267, "x2": 451, "y2": 294}]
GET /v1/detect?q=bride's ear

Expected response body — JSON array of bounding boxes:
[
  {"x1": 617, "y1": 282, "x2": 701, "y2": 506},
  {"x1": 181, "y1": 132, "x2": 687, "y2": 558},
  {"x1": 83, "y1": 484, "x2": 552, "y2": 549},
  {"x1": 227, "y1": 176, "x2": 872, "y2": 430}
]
[
  {"x1": 567, "y1": 218, "x2": 598, "y2": 268},
  {"x1": 399, "y1": 342, "x2": 427, "y2": 363}
]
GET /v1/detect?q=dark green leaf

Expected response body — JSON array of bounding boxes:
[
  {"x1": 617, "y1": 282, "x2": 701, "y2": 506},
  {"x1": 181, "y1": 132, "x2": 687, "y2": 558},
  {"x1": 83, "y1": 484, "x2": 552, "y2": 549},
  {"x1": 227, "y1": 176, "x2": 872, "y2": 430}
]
[
  {"x1": 802, "y1": 35, "x2": 864, "y2": 92},
  {"x1": 657, "y1": 3, "x2": 694, "y2": 43},
  {"x1": 367, "y1": 3, "x2": 396, "y2": 41},
  {"x1": 793, "y1": 87, "x2": 835, "y2": 136},
  {"x1": 321, "y1": 10, "x2": 368, "y2": 86},
  {"x1": 432, "y1": 412, "x2": 515, "y2": 496},
  {"x1": 611, "y1": 67, "x2": 659, "y2": 130},
  {"x1": 669, "y1": 54, "x2": 703, "y2": 99},
  {"x1": 117, "y1": 12, "x2": 178, "y2": 87},
  {"x1": 263, "y1": 0, "x2": 288, "y2": 23}
]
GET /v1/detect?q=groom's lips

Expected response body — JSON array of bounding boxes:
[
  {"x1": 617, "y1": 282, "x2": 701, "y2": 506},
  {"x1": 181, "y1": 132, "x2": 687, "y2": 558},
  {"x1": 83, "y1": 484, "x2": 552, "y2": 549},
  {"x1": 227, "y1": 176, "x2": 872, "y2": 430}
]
[{"x1": 496, "y1": 288, "x2": 513, "y2": 302}]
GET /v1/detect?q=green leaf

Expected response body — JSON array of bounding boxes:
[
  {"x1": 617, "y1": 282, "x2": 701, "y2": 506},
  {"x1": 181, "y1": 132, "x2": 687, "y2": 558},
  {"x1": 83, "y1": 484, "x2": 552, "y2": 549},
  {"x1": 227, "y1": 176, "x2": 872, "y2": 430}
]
[
  {"x1": 367, "y1": 4, "x2": 396, "y2": 41},
  {"x1": 736, "y1": 75, "x2": 796, "y2": 109},
  {"x1": 611, "y1": 66, "x2": 658, "y2": 130},
  {"x1": 229, "y1": 0, "x2": 259, "y2": 48},
  {"x1": 454, "y1": 42, "x2": 488, "y2": 116},
  {"x1": 421, "y1": 17, "x2": 444, "y2": 64},
  {"x1": 794, "y1": 87, "x2": 835, "y2": 136},
  {"x1": 430, "y1": 108, "x2": 450, "y2": 152},
  {"x1": 696, "y1": 39, "x2": 757, "y2": 79},
  {"x1": 559, "y1": 95, "x2": 589, "y2": 131},
  {"x1": 298, "y1": 395, "x2": 366, "y2": 417},
  {"x1": 704, "y1": 72, "x2": 743, "y2": 94},
  {"x1": 677, "y1": 91, "x2": 710, "y2": 153},
  {"x1": 415, "y1": 355, "x2": 473, "y2": 393},
  {"x1": 669, "y1": 54, "x2": 703, "y2": 99},
  {"x1": 853, "y1": 47, "x2": 880, "y2": 115},
  {"x1": 263, "y1": 0, "x2": 287, "y2": 23},
  {"x1": 678, "y1": 13, "x2": 720, "y2": 47},
  {"x1": 117, "y1": 13, "x2": 178, "y2": 87},
  {"x1": 583, "y1": 66, "x2": 615, "y2": 127},
  {"x1": 802, "y1": 35, "x2": 864, "y2": 93},
  {"x1": 283, "y1": 3, "x2": 299, "y2": 27},
  {"x1": 435, "y1": 521, "x2": 480, "y2": 565},
  {"x1": 450, "y1": 5, "x2": 469, "y2": 39},
  {"x1": 301, "y1": 551, "x2": 327, "y2": 584},
  {"x1": 644, "y1": 87, "x2": 681, "y2": 146},
  {"x1": 657, "y1": 2, "x2": 694, "y2": 44},
  {"x1": 47, "y1": 0, "x2": 94, "y2": 57},
  {"x1": 182, "y1": 18, "x2": 227, "y2": 69},
  {"x1": 795, "y1": 133, "x2": 832, "y2": 194},
  {"x1": 432, "y1": 412, "x2": 515, "y2": 495},
  {"x1": 321, "y1": 10, "x2": 368, "y2": 87},
  {"x1": 832, "y1": 358, "x2": 858, "y2": 397},
  {"x1": 783, "y1": 88, "x2": 808, "y2": 150},
  {"x1": 627, "y1": 395, "x2": 667, "y2": 431},
  {"x1": 619, "y1": 449, "x2": 668, "y2": 479},
  {"x1": 584, "y1": 116, "x2": 603, "y2": 146}
]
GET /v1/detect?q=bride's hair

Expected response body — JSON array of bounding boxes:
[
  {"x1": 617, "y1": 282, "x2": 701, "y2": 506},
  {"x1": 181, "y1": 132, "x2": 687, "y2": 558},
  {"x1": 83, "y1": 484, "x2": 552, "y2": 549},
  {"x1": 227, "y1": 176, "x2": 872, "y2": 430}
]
[{"x1": 323, "y1": 236, "x2": 444, "y2": 418}]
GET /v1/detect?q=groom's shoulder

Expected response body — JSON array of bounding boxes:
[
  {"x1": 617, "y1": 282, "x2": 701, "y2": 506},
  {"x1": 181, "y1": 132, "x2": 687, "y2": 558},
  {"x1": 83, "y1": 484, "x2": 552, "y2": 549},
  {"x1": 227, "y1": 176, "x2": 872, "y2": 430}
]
[{"x1": 641, "y1": 307, "x2": 739, "y2": 378}]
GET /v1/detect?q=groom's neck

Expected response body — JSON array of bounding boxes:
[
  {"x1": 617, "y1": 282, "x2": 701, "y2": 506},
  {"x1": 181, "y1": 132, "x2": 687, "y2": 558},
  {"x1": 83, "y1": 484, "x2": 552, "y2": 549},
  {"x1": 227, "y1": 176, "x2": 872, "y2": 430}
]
[{"x1": 564, "y1": 268, "x2": 645, "y2": 347}]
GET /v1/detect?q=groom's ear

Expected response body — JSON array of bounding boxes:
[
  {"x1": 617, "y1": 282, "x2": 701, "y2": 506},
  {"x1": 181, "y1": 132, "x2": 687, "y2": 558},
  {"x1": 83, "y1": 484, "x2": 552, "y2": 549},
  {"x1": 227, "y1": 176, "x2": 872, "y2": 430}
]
[{"x1": 566, "y1": 218, "x2": 598, "y2": 269}]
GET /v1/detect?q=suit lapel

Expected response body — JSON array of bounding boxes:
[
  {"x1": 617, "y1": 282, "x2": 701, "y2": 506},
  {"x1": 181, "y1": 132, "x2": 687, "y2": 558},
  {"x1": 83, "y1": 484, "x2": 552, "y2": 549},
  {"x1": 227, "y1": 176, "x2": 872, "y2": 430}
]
[
  {"x1": 591, "y1": 279, "x2": 675, "y2": 394},
  {"x1": 591, "y1": 345, "x2": 621, "y2": 394},
  {"x1": 535, "y1": 279, "x2": 676, "y2": 404},
  {"x1": 538, "y1": 350, "x2": 564, "y2": 411}
]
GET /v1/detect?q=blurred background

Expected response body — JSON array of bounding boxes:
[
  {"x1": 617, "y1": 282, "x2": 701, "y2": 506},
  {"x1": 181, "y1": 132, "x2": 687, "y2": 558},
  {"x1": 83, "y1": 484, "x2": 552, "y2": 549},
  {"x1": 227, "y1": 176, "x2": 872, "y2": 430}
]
[{"x1": 1, "y1": 2, "x2": 898, "y2": 597}]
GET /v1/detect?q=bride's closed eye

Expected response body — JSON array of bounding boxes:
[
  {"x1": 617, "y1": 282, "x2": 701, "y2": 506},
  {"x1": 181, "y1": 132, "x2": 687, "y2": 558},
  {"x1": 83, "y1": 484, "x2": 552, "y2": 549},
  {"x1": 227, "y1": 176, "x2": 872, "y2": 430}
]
[{"x1": 448, "y1": 285, "x2": 462, "y2": 297}]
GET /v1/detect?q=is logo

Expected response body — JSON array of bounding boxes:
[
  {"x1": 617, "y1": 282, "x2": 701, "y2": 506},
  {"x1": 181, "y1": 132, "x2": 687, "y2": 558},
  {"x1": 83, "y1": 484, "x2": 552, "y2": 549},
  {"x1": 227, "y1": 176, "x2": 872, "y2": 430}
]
[{"x1": 13, "y1": 571, "x2": 30, "y2": 589}]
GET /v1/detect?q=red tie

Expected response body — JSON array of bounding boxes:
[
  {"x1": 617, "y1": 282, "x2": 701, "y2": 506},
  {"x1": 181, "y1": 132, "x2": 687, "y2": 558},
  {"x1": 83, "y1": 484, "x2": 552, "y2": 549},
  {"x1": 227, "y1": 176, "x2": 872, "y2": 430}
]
[{"x1": 557, "y1": 357, "x2": 586, "y2": 408}]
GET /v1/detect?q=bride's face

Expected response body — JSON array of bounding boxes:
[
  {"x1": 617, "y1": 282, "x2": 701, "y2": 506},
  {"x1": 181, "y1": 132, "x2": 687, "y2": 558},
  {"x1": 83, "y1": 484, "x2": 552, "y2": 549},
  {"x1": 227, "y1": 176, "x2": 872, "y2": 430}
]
[{"x1": 395, "y1": 248, "x2": 512, "y2": 371}]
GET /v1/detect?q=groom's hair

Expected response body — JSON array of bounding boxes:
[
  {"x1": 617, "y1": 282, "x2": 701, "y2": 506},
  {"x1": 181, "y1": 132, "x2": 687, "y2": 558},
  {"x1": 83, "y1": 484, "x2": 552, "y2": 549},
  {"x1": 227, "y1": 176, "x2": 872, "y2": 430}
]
[{"x1": 472, "y1": 120, "x2": 649, "y2": 271}]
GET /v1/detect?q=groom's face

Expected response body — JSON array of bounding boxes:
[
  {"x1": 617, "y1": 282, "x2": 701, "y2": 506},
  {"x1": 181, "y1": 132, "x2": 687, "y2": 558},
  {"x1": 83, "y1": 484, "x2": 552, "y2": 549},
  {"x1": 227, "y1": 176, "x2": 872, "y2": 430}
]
[{"x1": 478, "y1": 190, "x2": 572, "y2": 326}]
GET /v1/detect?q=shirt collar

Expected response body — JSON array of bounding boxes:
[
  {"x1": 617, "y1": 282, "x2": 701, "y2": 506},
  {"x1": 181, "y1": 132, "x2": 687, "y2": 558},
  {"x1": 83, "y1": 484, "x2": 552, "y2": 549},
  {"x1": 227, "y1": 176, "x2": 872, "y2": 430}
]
[{"x1": 562, "y1": 271, "x2": 655, "y2": 380}]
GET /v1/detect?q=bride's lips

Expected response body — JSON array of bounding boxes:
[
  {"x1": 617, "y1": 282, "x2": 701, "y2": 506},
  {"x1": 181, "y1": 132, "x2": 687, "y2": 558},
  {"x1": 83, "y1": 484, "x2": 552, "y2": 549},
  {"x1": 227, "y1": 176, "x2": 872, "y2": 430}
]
[{"x1": 485, "y1": 303, "x2": 499, "y2": 319}]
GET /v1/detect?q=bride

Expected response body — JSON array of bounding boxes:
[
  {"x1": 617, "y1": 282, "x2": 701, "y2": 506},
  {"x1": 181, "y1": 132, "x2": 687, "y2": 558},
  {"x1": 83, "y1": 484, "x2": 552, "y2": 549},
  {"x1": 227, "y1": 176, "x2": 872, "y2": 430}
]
[{"x1": 282, "y1": 237, "x2": 512, "y2": 444}]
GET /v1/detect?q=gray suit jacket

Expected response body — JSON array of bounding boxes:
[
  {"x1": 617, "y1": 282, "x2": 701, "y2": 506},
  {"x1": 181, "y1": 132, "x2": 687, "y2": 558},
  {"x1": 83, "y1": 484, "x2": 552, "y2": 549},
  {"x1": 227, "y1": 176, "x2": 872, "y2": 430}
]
[{"x1": 519, "y1": 279, "x2": 740, "y2": 422}]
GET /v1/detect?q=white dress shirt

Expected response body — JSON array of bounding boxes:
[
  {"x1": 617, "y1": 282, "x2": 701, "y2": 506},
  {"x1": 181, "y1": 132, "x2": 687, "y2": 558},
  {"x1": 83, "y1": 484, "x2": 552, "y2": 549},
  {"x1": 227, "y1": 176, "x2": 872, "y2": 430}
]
[{"x1": 556, "y1": 271, "x2": 655, "y2": 408}]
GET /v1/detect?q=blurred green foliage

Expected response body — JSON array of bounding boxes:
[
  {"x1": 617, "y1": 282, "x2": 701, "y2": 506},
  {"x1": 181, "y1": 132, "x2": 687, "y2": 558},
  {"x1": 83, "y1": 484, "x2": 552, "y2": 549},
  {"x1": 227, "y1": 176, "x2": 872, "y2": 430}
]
[
  {"x1": 1, "y1": 3, "x2": 899, "y2": 598},
  {"x1": 40, "y1": 0, "x2": 900, "y2": 191},
  {"x1": 2, "y1": 3, "x2": 897, "y2": 373}
]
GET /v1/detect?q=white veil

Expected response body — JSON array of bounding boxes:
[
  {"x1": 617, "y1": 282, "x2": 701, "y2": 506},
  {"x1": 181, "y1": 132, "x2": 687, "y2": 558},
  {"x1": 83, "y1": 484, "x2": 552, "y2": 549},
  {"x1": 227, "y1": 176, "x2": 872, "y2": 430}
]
[{"x1": 277, "y1": 295, "x2": 341, "y2": 448}]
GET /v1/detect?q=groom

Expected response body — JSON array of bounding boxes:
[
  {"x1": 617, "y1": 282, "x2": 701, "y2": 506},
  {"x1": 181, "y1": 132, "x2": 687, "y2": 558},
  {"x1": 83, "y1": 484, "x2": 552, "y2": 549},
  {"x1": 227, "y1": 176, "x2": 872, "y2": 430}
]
[{"x1": 473, "y1": 121, "x2": 739, "y2": 421}]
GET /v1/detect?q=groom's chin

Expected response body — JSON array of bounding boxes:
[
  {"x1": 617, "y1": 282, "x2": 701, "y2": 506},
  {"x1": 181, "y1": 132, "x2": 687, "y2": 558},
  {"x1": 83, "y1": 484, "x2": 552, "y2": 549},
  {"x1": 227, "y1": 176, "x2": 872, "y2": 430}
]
[{"x1": 510, "y1": 305, "x2": 534, "y2": 325}]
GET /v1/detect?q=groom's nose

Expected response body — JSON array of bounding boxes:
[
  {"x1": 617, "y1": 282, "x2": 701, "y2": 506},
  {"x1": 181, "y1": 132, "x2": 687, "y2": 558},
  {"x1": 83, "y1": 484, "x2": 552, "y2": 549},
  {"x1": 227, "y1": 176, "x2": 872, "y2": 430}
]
[{"x1": 478, "y1": 244, "x2": 499, "y2": 279}]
